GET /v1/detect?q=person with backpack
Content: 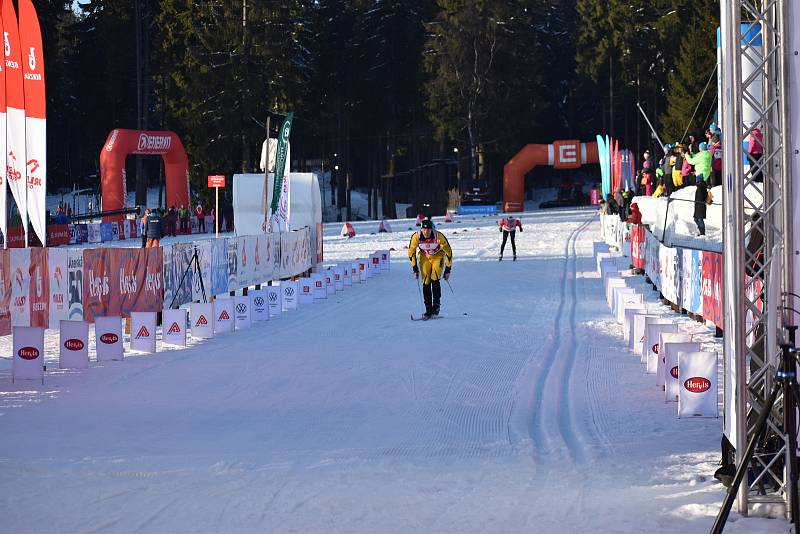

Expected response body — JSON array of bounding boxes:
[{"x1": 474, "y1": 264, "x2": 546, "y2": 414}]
[
  {"x1": 408, "y1": 219, "x2": 453, "y2": 319},
  {"x1": 497, "y1": 214, "x2": 522, "y2": 261}
]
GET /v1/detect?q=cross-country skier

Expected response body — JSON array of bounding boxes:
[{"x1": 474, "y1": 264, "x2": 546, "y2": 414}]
[
  {"x1": 498, "y1": 215, "x2": 523, "y2": 261},
  {"x1": 408, "y1": 218, "x2": 453, "y2": 319}
]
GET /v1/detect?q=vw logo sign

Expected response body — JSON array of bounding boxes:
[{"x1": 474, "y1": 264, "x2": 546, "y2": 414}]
[
  {"x1": 285, "y1": 287, "x2": 295, "y2": 296},
  {"x1": 236, "y1": 303, "x2": 247, "y2": 314},
  {"x1": 253, "y1": 297, "x2": 265, "y2": 307},
  {"x1": 268, "y1": 293, "x2": 278, "y2": 302}
]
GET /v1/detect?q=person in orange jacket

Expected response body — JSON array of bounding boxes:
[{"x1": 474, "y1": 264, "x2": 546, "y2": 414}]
[{"x1": 498, "y1": 215, "x2": 522, "y2": 261}]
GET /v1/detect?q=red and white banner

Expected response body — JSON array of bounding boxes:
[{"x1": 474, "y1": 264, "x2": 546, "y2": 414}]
[
  {"x1": 678, "y1": 351, "x2": 718, "y2": 417},
  {"x1": 59, "y1": 320, "x2": 89, "y2": 369},
  {"x1": 644, "y1": 322, "x2": 677, "y2": 373},
  {"x1": 657, "y1": 333, "x2": 694, "y2": 389},
  {"x1": 130, "y1": 311, "x2": 156, "y2": 353},
  {"x1": 358, "y1": 260, "x2": 368, "y2": 282},
  {"x1": 12, "y1": 325, "x2": 44, "y2": 382},
  {"x1": 19, "y1": 0, "x2": 46, "y2": 246},
  {"x1": 0, "y1": 9, "x2": 6, "y2": 243},
  {"x1": 630, "y1": 225, "x2": 645, "y2": 270},
  {"x1": 2, "y1": 0, "x2": 27, "y2": 245},
  {"x1": 67, "y1": 249, "x2": 84, "y2": 320},
  {"x1": 0, "y1": 249, "x2": 9, "y2": 335},
  {"x1": 190, "y1": 302, "x2": 213, "y2": 339},
  {"x1": 665, "y1": 341, "x2": 701, "y2": 402},
  {"x1": 213, "y1": 298, "x2": 234, "y2": 333},
  {"x1": 10, "y1": 248, "x2": 30, "y2": 326},
  {"x1": 162, "y1": 308, "x2": 187, "y2": 347},
  {"x1": 29, "y1": 247, "x2": 48, "y2": 327},
  {"x1": 48, "y1": 247, "x2": 68, "y2": 327},
  {"x1": 95, "y1": 316, "x2": 123, "y2": 361},
  {"x1": 370, "y1": 253, "x2": 381, "y2": 276}
]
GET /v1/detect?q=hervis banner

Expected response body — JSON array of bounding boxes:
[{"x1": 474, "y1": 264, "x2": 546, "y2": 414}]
[
  {"x1": 162, "y1": 308, "x2": 187, "y2": 347},
  {"x1": 298, "y1": 278, "x2": 313, "y2": 305},
  {"x1": 282, "y1": 280, "x2": 298, "y2": 310},
  {"x1": 678, "y1": 351, "x2": 718, "y2": 417},
  {"x1": 95, "y1": 316, "x2": 124, "y2": 361},
  {"x1": 130, "y1": 311, "x2": 157, "y2": 353},
  {"x1": 358, "y1": 259, "x2": 369, "y2": 281},
  {"x1": 10, "y1": 248, "x2": 31, "y2": 327},
  {"x1": 12, "y1": 326, "x2": 45, "y2": 383},
  {"x1": 59, "y1": 320, "x2": 89, "y2": 369},
  {"x1": 664, "y1": 341, "x2": 701, "y2": 402},
  {"x1": 190, "y1": 302, "x2": 214, "y2": 339},
  {"x1": 657, "y1": 333, "x2": 694, "y2": 389},
  {"x1": 48, "y1": 248, "x2": 69, "y2": 327},
  {"x1": 632, "y1": 315, "x2": 658, "y2": 355},
  {"x1": 333, "y1": 266, "x2": 344, "y2": 291},
  {"x1": 250, "y1": 289, "x2": 269, "y2": 322},
  {"x1": 213, "y1": 298, "x2": 235, "y2": 334},
  {"x1": 266, "y1": 285, "x2": 282, "y2": 316},
  {"x1": 311, "y1": 273, "x2": 326, "y2": 300},
  {"x1": 624, "y1": 306, "x2": 647, "y2": 345},
  {"x1": 324, "y1": 270, "x2": 335, "y2": 296},
  {"x1": 234, "y1": 295, "x2": 251, "y2": 330},
  {"x1": 644, "y1": 322, "x2": 677, "y2": 372}
]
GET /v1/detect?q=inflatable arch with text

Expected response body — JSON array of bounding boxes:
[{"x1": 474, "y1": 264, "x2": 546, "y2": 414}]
[
  {"x1": 503, "y1": 140, "x2": 599, "y2": 212},
  {"x1": 99, "y1": 129, "x2": 190, "y2": 221}
]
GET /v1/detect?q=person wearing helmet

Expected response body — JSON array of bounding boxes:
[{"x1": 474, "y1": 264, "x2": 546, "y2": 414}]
[
  {"x1": 408, "y1": 218, "x2": 453, "y2": 319},
  {"x1": 497, "y1": 214, "x2": 522, "y2": 261}
]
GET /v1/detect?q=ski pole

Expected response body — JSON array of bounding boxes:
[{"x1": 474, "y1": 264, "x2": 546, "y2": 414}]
[{"x1": 444, "y1": 278, "x2": 468, "y2": 316}]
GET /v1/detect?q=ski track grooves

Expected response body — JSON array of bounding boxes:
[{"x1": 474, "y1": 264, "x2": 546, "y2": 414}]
[{"x1": 530, "y1": 217, "x2": 592, "y2": 464}]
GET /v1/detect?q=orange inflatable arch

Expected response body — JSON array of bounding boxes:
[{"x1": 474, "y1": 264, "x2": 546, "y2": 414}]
[
  {"x1": 503, "y1": 140, "x2": 599, "y2": 212},
  {"x1": 99, "y1": 129, "x2": 190, "y2": 221}
]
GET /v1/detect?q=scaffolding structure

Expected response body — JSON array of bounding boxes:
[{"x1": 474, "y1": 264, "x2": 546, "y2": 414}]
[{"x1": 720, "y1": 0, "x2": 796, "y2": 517}]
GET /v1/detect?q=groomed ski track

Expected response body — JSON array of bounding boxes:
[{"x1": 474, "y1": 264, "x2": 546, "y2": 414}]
[{"x1": 0, "y1": 207, "x2": 784, "y2": 533}]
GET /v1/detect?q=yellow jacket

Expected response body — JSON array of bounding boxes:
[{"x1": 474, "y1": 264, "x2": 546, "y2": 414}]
[{"x1": 408, "y1": 229, "x2": 453, "y2": 276}]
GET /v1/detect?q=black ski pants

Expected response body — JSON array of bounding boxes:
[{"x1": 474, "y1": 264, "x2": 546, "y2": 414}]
[
  {"x1": 500, "y1": 230, "x2": 517, "y2": 256},
  {"x1": 422, "y1": 280, "x2": 441, "y2": 310}
]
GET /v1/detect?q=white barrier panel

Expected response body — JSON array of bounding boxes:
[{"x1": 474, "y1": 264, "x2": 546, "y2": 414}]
[
  {"x1": 678, "y1": 351, "x2": 718, "y2": 417},
  {"x1": 645, "y1": 323, "x2": 678, "y2": 373},
  {"x1": 379, "y1": 250, "x2": 390, "y2": 270},
  {"x1": 665, "y1": 341, "x2": 701, "y2": 402},
  {"x1": 615, "y1": 292, "x2": 643, "y2": 324},
  {"x1": 96, "y1": 316, "x2": 124, "y2": 361},
  {"x1": 611, "y1": 287, "x2": 637, "y2": 318},
  {"x1": 234, "y1": 296, "x2": 252, "y2": 330},
  {"x1": 298, "y1": 278, "x2": 314, "y2": 305},
  {"x1": 214, "y1": 298, "x2": 235, "y2": 333},
  {"x1": 351, "y1": 262, "x2": 361, "y2": 283},
  {"x1": 324, "y1": 270, "x2": 336, "y2": 296},
  {"x1": 13, "y1": 326, "x2": 45, "y2": 382},
  {"x1": 282, "y1": 281, "x2": 298, "y2": 310},
  {"x1": 358, "y1": 260, "x2": 369, "y2": 281},
  {"x1": 131, "y1": 312, "x2": 157, "y2": 353},
  {"x1": 267, "y1": 286, "x2": 282, "y2": 316},
  {"x1": 191, "y1": 303, "x2": 214, "y2": 339},
  {"x1": 311, "y1": 273, "x2": 326, "y2": 299},
  {"x1": 333, "y1": 267, "x2": 344, "y2": 291},
  {"x1": 658, "y1": 333, "x2": 694, "y2": 388},
  {"x1": 605, "y1": 278, "x2": 627, "y2": 306},
  {"x1": 369, "y1": 253, "x2": 381, "y2": 276},
  {"x1": 600, "y1": 260, "x2": 618, "y2": 281},
  {"x1": 593, "y1": 242, "x2": 610, "y2": 258},
  {"x1": 596, "y1": 252, "x2": 616, "y2": 273},
  {"x1": 59, "y1": 320, "x2": 89, "y2": 369},
  {"x1": 162, "y1": 309, "x2": 188, "y2": 347},
  {"x1": 342, "y1": 264, "x2": 352, "y2": 286},
  {"x1": 250, "y1": 289, "x2": 270, "y2": 322},
  {"x1": 636, "y1": 316, "x2": 668, "y2": 358},
  {"x1": 623, "y1": 305, "x2": 648, "y2": 343}
]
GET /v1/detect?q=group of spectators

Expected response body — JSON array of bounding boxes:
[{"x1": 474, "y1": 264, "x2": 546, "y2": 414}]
[{"x1": 138, "y1": 203, "x2": 213, "y2": 248}]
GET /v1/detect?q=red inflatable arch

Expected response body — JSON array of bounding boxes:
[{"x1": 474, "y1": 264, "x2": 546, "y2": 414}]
[
  {"x1": 502, "y1": 140, "x2": 599, "y2": 212},
  {"x1": 99, "y1": 129, "x2": 190, "y2": 221}
]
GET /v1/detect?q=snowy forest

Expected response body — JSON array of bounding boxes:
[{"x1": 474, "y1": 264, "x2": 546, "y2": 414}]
[{"x1": 39, "y1": 0, "x2": 716, "y2": 212}]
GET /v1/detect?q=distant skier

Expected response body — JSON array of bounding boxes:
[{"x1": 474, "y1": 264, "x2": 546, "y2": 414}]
[
  {"x1": 408, "y1": 219, "x2": 453, "y2": 319},
  {"x1": 498, "y1": 215, "x2": 522, "y2": 261}
]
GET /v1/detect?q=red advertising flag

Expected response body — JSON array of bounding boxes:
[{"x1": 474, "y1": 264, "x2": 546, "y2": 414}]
[
  {"x1": 0, "y1": 8, "x2": 6, "y2": 242},
  {"x1": 0, "y1": 250, "x2": 10, "y2": 335},
  {"x1": 19, "y1": 0, "x2": 46, "y2": 246},
  {"x1": 2, "y1": 0, "x2": 27, "y2": 245},
  {"x1": 28, "y1": 247, "x2": 48, "y2": 327}
]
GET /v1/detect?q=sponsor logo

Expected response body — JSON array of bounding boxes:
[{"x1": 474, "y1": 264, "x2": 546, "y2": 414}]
[
  {"x1": 28, "y1": 47, "x2": 35, "y2": 70},
  {"x1": 670, "y1": 366, "x2": 679, "y2": 379},
  {"x1": 315, "y1": 281, "x2": 322, "y2": 288},
  {"x1": 652, "y1": 343, "x2": 659, "y2": 354},
  {"x1": 119, "y1": 268, "x2": 138, "y2": 294},
  {"x1": 88, "y1": 270, "x2": 110, "y2": 298},
  {"x1": 218, "y1": 310, "x2": 230, "y2": 321},
  {"x1": 372, "y1": 257, "x2": 379, "y2": 264},
  {"x1": 253, "y1": 297, "x2": 265, "y2": 307},
  {"x1": 236, "y1": 303, "x2": 247, "y2": 314},
  {"x1": 268, "y1": 293, "x2": 278, "y2": 302},
  {"x1": 195, "y1": 315, "x2": 208, "y2": 326},
  {"x1": 100, "y1": 333, "x2": 119, "y2": 344},
  {"x1": 137, "y1": 133, "x2": 172, "y2": 152},
  {"x1": 4, "y1": 32, "x2": 10, "y2": 56},
  {"x1": 136, "y1": 326, "x2": 150, "y2": 338},
  {"x1": 23, "y1": 72, "x2": 42, "y2": 81},
  {"x1": 105, "y1": 129, "x2": 119, "y2": 152},
  {"x1": 18, "y1": 346, "x2": 40, "y2": 360},
  {"x1": 284, "y1": 287, "x2": 294, "y2": 297},
  {"x1": 684, "y1": 377, "x2": 711, "y2": 393},
  {"x1": 167, "y1": 322, "x2": 181, "y2": 334},
  {"x1": 64, "y1": 339, "x2": 84, "y2": 351}
]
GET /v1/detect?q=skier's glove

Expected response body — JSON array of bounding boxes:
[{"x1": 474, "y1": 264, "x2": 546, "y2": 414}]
[
  {"x1": 412, "y1": 265, "x2": 419, "y2": 279},
  {"x1": 519, "y1": 228, "x2": 523, "y2": 232},
  {"x1": 443, "y1": 266, "x2": 451, "y2": 281}
]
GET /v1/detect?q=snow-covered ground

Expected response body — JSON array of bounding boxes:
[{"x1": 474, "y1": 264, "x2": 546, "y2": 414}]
[{"x1": 0, "y1": 206, "x2": 788, "y2": 533}]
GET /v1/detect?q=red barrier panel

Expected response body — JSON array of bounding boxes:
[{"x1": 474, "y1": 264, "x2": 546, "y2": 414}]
[
  {"x1": 46, "y1": 224, "x2": 71, "y2": 246},
  {"x1": 29, "y1": 247, "x2": 49, "y2": 327},
  {"x1": 0, "y1": 250, "x2": 10, "y2": 336},
  {"x1": 631, "y1": 224, "x2": 645, "y2": 270},
  {"x1": 702, "y1": 251, "x2": 723, "y2": 328}
]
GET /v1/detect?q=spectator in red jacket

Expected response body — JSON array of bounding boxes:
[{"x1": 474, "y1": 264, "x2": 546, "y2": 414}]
[
  {"x1": 195, "y1": 203, "x2": 206, "y2": 233},
  {"x1": 498, "y1": 215, "x2": 522, "y2": 261},
  {"x1": 626, "y1": 202, "x2": 642, "y2": 225}
]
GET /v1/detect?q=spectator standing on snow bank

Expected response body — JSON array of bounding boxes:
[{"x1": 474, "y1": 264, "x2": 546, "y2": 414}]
[
  {"x1": 685, "y1": 142, "x2": 712, "y2": 184},
  {"x1": 626, "y1": 203, "x2": 642, "y2": 225},
  {"x1": 146, "y1": 209, "x2": 163, "y2": 248},
  {"x1": 195, "y1": 203, "x2": 206, "y2": 233},
  {"x1": 179, "y1": 205, "x2": 190, "y2": 233},
  {"x1": 641, "y1": 150, "x2": 655, "y2": 195},
  {"x1": 140, "y1": 209, "x2": 150, "y2": 248},
  {"x1": 497, "y1": 215, "x2": 522, "y2": 261},
  {"x1": 694, "y1": 180, "x2": 710, "y2": 236},
  {"x1": 747, "y1": 127, "x2": 764, "y2": 182}
]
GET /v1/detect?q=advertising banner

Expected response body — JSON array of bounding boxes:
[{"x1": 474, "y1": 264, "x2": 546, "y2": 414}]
[
  {"x1": 645, "y1": 323, "x2": 678, "y2": 373},
  {"x1": 630, "y1": 225, "x2": 645, "y2": 270},
  {"x1": 657, "y1": 333, "x2": 694, "y2": 388},
  {"x1": 130, "y1": 311, "x2": 157, "y2": 353},
  {"x1": 298, "y1": 278, "x2": 313, "y2": 305},
  {"x1": 682, "y1": 248, "x2": 703, "y2": 315},
  {"x1": 282, "y1": 280, "x2": 298, "y2": 310},
  {"x1": 95, "y1": 316, "x2": 124, "y2": 361},
  {"x1": 59, "y1": 320, "x2": 89, "y2": 369},
  {"x1": 74, "y1": 224, "x2": 88, "y2": 244},
  {"x1": 702, "y1": 251, "x2": 724, "y2": 328},
  {"x1": 48, "y1": 248, "x2": 69, "y2": 327},
  {"x1": 11, "y1": 248, "x2": 31, "y2": 326},
  {"x1": 665, "y1": 341, "x2": 701, "y2": 402},
  {"x1": 324, "y1": 270, "x2": 335, "y2": 296},
  {"x1": 350, "y1": 262, "x2": 360, "y2": 284},
  {"x1": 28, "y1": 247, "x2": 49, "y2": 328},
  {"x1": 162, "y1": 308, "x2": 187, "y2": 347},
  {"x1": 88, "y1": 224, "x2": 101, "y2": 243},
  {"x1": 190, "y1": 302, "x2": 214, "y2": 338},
  {"x1": 13, "y1": 326, "x2": 45, "y2": 382},
  {"x1": 193, "y1": 242, "x2": 212, "y2": 303},
  {"x1": 0, "y1": 250, "x2": 11, "y2": 336},
  {"x1": 659, "y1": 245, "x2": 676, "y2": 303},
  {"x1": 311, "y1": 273, "x2": 326, "y2": 299},
  {"x1": 213, "y1": 297, "x2": 234, "y2": 333},
  {"x1": 227, "y1": 239, "x2": 239, "y2": 293},
  {"x1": 644, "y1": 231, "x2": 659, "y2": 287},
  {"x1": 333, "y1": 266, "x2": 344, "y2": 291},
  {"x1": 342, "y1": 263, "x2": 352, "y2": 286},
  {"x1": 370, "y1": 253, "x2": 381, "y2": 276},
  {"x1": 67, "y1": 249, "x2": 84, "y2": 320},
  {"x1": 379, "y1": 250, "x2": 390, "y2": 270},
  {"x1": 678, "y1": 351, "x2": 719, "y2": 417},
  {"x1": 633, "y1": 315, "x2": 658, "y2": 355},
  {"x1": 46, "y1": 225, "x2": 71, "y2": 246},
  {"x1": 250, "y1": 289, "x2": 269, "y2": 322},
  {"x1": 358, "y1": 260, "x2": 369, "y2": 282},
  {"x1": 234, "y1": 295, "x2": 251, "y2": 329},
  {"x1": 110, "y1": 222, "x2": 120, "y2": 241},
  {"x1": 266, "y1": 285, "x2": 282, "y2": 316},
  {"x1": 212, "y1": 238, "x2": 229, "y2": 296}
]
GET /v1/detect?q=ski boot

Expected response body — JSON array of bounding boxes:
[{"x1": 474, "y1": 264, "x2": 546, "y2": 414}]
[
  {"x1": 432, "y1": 300, "x2": 440, "y2": 316},
  {"x1": 422, "y1": 307, "x2": 433, "y2": 320},
  {"x1": 513, "y1": 255, "x2": 517, "y2": 261},
  {"x1": 498, "y1": 255, "x2": 503, "y2": 261}
]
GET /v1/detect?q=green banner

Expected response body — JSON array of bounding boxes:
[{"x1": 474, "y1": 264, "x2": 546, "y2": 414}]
[{"x1": 270, "y1": 112, "x2": 294, "y2": 213}]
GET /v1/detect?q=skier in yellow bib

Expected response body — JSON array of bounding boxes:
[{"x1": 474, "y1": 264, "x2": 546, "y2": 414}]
[{"x1": 408, "y1": 219, "x2": 453, "y2": 319}]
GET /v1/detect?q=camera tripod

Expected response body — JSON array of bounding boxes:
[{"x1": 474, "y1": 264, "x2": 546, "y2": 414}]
[{"x1": 712, "y1": 325, "x2": 800, "y2": 533}]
